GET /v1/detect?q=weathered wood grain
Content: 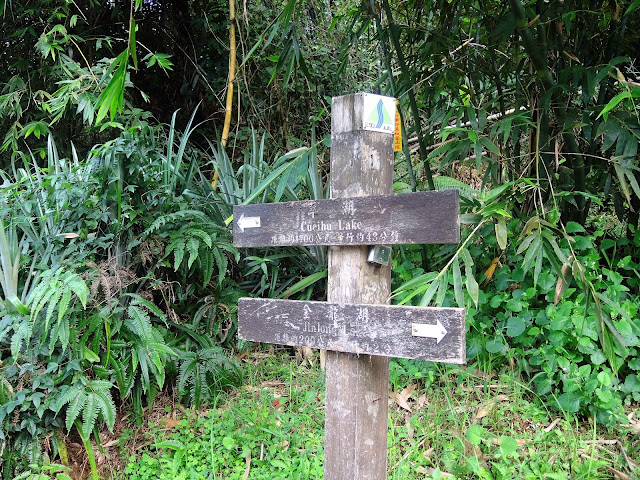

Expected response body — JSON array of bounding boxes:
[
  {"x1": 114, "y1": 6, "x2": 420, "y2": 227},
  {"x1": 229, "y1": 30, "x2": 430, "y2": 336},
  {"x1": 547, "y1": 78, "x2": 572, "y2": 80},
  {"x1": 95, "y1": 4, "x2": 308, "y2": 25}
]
[
  {"x1": 232, "y1": 190, "x2": 460, "y2": 247},
  {"x1": 238, "y1": 298, "x2": 466, "y2": 363},
  {"x1": 324, "y1": 93, "x2": 393, "y2": 480}
]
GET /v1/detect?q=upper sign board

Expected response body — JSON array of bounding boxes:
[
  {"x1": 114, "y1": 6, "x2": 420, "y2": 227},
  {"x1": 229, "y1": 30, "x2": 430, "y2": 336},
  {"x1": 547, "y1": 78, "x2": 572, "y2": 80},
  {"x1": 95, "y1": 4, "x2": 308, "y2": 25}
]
[
  {"x1": 362, "y1": 93, "x2": 396, "y2": 134},
  {"x1": 232, "y1": 190, "x2": 459, "y2": 248}
]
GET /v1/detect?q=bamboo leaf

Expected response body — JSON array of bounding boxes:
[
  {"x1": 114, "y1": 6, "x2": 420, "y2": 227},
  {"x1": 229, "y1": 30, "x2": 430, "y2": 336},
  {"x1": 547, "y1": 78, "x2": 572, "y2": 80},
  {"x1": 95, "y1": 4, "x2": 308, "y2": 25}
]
[
  {"x1": 419, "y1": 280, "x2": 440, "y2": 307},
  {"x1": 128, "y1": 17, "x2": 138, "y2": 70},
  {"x1": 465, "y1": 265, "x2": 479, "y2": 308},
  {"x1": 495, "y1": 216, "x2": 507, "y2": 250},
  {"x1": 541, "y1": 231, "x2": 568, "y2": 264},
  {"x1": 278, "y1": 269, "x2": 327, "y2": 299},
  {"x1": 597, "y1": 91, "x2": 632, "y2": 120},
  {"x1": 452, "y1": 257, "x2": 464, "y2": 308},
  {"x1": 533, "y1": 245, "x2": 543, "y2": 286},
  {"x1": 522, "y1": 232, "x2": 541, "y2": 273},
  {"x1": 436, "y1": 271, "x2": 448, "y2": 306}
]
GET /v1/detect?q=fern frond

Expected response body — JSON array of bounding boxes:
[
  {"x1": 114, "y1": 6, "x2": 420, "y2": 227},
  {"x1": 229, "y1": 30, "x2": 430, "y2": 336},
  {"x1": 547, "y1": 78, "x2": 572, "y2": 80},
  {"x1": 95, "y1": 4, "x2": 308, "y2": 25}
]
[
  {"x1": 125, "y1": 305, "x2": 154, "y2": 344},
  {"x1": 125, "y1": 294, "x2": 166, "y2": 322},
  {"x1": 30, "y1": 282, "x2": 57, "y2": 325},
  {"x1": 65, "y1": 390, "x2": 87, "y2": 431},
  {"x1": 144, "y1": 210, "x2": 211, "y2": 235},
  {"x1": 110, "y1": 355, "x2": 134, "y2": 398},
  {"x1": 58, "y1": 288, "x2": 72, "y2": 327},
  {"x1": 187, "y1": 236, "x2": 200, "y2": 269},
  {"x1": 65, "y1": 274, "x2": 89, "y2": 309},
  {"x1": 219, "y1": 242, "x2": 240, "y2": 262},
  {"x1": 175, "y1": 346, "x2": 242, "y2": 407},
  {"x1": 433, "y1": 176, "x2": 481, "y2": 199},
  {"x1": 197, "y1": 250, "x2": 211, "y2": 289},
  {"x1": 45, "y1": 286, "x2": 65, "y2": 331},
  {"x1": 81, "y1": 392, "x2": 99, "y2": 439},
  {"x1": 168, "y1": 238, "x2": 186, "y2": 271},
  {"x1": 212, "y1": 247, "x2": 228, "y2": 287},
  {"x1": 92, "y1": 387, "x2": 116, "y2": 432},
  {"x1": 55, "y1": 384, "x2": 83, "y2": 413},
  {"x1": 177, "y1": 353, "x2": 198, "y2": 392},
  {"x1": 185, "y1": 228, "x2": 212, "y2": 248},
  {"x1": 10, "y1": 320, "x2": 31, "y2": 358},
  {"x1": 135, "y1": 344, "x2": 151, "y2": 393},
  {"x1": 48, "y1": 315, "x2": 70, "y2": 354}
]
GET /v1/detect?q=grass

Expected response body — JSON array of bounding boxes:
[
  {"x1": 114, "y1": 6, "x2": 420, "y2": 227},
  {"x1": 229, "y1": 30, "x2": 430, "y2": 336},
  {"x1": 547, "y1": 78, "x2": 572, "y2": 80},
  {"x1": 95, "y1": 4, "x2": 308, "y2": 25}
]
[{"x1": 117, "y1": 348, "x2": 639, "y2": 480}]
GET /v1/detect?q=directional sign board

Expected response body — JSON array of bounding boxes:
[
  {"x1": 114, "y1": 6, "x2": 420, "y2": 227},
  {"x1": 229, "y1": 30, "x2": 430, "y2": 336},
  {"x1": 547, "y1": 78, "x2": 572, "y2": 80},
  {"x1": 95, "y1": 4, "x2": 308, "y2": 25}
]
[
  {"x1": 233, "y1": 190, "x2": 459, "y2": 248},
  {"x1": 238, "y1": 298, "x2": 466, "y2": 364}
]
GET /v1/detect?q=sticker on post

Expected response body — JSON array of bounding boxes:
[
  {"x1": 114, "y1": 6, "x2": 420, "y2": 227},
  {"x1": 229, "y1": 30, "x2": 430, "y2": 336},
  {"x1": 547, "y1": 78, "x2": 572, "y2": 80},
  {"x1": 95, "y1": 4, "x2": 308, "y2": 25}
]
[{"x1": 362, "y1": 94, "x2": 395, "y2": 134}]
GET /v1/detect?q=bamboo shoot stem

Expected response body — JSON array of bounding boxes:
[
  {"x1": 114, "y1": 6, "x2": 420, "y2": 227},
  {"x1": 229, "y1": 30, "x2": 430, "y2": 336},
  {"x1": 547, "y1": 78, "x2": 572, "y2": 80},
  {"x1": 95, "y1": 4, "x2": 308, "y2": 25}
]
[{"x1": 214, "y1": 0, "x2": 236, "y2": 189}]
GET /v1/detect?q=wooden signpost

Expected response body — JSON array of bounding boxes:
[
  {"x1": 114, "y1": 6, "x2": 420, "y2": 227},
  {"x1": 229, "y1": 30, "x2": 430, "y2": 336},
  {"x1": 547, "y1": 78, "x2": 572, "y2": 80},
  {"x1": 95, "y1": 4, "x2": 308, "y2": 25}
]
[
  {"x1": 239, "y1": 298, "x2": 465, "y2": 363},
  {"x1": 232, "y1": 93, "x2": 466, "y2": 480},
  {"x1": 233, "y1": 190, "x2": 459, "y2": 247}
]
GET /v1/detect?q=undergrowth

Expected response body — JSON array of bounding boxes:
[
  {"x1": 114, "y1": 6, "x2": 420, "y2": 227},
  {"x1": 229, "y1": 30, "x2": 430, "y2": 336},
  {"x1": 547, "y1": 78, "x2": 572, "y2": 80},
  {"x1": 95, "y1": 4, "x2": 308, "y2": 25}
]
[{"x1": 121, "y1": 350, "x2": 640, "y2": 480}]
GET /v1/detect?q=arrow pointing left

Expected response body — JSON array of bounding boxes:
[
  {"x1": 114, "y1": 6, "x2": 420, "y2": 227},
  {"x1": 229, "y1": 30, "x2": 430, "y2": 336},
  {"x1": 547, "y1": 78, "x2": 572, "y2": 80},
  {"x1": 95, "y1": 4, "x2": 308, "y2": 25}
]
[{"x1": 237, "y1": 213, "x2": 261, "y2": 232}]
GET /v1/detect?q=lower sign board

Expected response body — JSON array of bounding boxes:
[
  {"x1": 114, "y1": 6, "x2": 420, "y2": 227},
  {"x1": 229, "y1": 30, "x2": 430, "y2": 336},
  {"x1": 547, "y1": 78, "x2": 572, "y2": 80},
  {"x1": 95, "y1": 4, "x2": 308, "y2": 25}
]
[
  {"x1": 238, "y1": 298, "x2": 466, "y2": 364},
  {"x1": 233, "y1": 190, "x2": 459, "y2": 248}
]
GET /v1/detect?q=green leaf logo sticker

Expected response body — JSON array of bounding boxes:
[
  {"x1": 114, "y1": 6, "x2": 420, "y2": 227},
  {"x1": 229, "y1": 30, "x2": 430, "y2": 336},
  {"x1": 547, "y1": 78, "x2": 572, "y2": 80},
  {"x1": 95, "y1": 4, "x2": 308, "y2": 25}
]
[{"x1": 362, "y1": 94, "x2": 395, "y2": 134}]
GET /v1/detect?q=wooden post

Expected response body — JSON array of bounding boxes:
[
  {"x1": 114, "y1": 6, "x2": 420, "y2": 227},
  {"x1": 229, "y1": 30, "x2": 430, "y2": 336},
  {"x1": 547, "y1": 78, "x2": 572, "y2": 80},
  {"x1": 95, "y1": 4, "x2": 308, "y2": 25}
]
[{"x1": 324, "y1": 93, "x2": 394, "y2": 480}]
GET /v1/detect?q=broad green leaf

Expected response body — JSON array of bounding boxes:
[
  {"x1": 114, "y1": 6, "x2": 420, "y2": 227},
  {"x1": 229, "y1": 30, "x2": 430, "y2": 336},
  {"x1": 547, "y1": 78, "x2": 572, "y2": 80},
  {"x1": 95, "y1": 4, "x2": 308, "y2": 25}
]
[
  {"x1": 506, "y1": 317, "x2": 526, "y2": 337},
  {"x1": 498, "y1": 436, "x2": 519, "y2": 456},
  {"x1": 485, "y1": 339, "x2": 505, "y2": 354},
  {"x1": 556, "y1": 392, "x2": 581, "y2": 413},
  {"x1": 223, "y1": 436, "x2": 235, "y2": 450},
  {"x1": 466, "y1": 424, "x2": 487, "y2": 446}
]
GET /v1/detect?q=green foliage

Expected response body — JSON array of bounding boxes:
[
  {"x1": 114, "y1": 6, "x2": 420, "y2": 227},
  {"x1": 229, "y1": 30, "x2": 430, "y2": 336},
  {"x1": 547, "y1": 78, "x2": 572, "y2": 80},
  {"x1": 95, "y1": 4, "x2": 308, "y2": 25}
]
[
  {"x1": 123, "y1": 359, "x2": 325, "y2": 480},
  {"x1": 393, "y1": 188, "x2": 640, "y2": 424},
  {"x1": 176, "y1": 346, "x2": 242, "y2": 409},
  {"x1": 55, "y1": 378, "x2": 116, "y2": 440},
  {"x1": 0, "y1": 109, "x2": 244, "y2": 476},
  {"x1": 207, "y1": 127, "x2": 328, "y2": 299},
  {"x1": 145, "y1": 212, "x2": 239, "y2": 289},
  {"x1": 11, "y1": 463, "x2": 72, "y2": 480}
]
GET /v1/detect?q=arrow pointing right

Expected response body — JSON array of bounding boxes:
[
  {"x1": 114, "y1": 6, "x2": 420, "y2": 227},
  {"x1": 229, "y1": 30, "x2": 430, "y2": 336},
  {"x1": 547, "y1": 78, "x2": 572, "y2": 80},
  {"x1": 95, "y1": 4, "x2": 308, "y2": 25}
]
[{"x1": 411, "y1": 320, "x2": 448, "y2": 344}]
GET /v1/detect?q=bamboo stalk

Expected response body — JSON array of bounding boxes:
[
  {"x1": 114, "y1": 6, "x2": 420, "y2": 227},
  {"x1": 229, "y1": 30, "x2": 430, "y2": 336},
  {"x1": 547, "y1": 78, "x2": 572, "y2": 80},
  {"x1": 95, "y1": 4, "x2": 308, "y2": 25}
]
[
  {"x1": 213, "y1": 0, "x2": 236, "y2": 189},
  {"x1": 509, "y1": 0, "x2": 586, "y2": 221},
  {"x1": 381, "y1": 0, "x2": 435, "y2": 191},
  {"x1": 222, "y1": 0, "x2": 236, "y2": 148}
]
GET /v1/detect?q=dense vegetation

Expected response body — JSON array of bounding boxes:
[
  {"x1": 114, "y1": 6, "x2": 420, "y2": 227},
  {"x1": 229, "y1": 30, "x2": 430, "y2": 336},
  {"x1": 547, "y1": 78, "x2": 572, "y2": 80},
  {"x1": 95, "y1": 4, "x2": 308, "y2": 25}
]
[{"x1": 0, "y1": 0, "x2": 639, "y2": 478}]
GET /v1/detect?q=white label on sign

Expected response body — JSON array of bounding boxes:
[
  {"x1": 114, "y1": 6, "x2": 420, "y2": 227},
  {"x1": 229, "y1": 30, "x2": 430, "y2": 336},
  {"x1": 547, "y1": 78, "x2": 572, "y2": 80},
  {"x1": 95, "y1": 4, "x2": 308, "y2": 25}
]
[
  {"x1": 362, "y1": 94, "x2": 396, "y2": 134},
  {"x1": 411, "y1": 320, "x2": 448, "y2": 344},
  {"x1": 237, "y1": 213, "x2": 261, "y2": 232}
]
